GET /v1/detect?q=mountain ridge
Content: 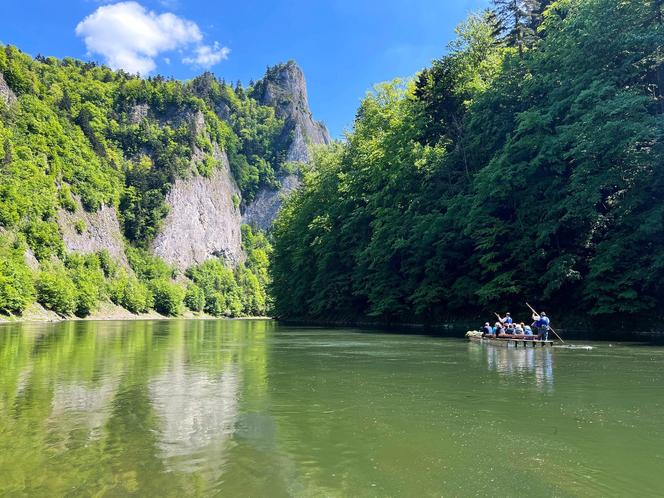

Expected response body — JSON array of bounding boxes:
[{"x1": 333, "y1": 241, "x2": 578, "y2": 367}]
[{"x1": 0, "y1": 45, "x2": 328, "y2": 318}]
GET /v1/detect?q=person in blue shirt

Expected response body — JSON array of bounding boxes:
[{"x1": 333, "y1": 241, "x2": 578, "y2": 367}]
[
  {"x1": 482, "y1": 322, "x2": 493, "y2": 336},
  {"x1": 493, "y1": 321, "x2": 505, "y2": 335},
  {"x1": 532, "y1": 311, "x2": 550, "y2": 341},
  {"x1": 498, "y1": 312, "x2": 513, "y2": 325}
]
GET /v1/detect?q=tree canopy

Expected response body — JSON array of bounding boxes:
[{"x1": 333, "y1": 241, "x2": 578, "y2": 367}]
[{"x1": 271, "y1": 0, "x2": 664, "y2": 326}]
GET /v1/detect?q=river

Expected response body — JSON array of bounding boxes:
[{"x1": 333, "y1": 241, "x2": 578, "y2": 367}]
[{"x1": 0, "y1": 319, "x2": 662, "y2": 497}]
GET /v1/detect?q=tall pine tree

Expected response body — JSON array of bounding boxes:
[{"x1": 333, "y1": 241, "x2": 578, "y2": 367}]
[{"x1": 492, "y1": 0, "x2": 547, "y2": 54}]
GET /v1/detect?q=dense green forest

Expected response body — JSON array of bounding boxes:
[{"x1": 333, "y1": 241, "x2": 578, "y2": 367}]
[
  {"x1": 272, "y1": 0, "x2": 664, "y2": 325},
  {"x1": 0, "y1": 46, "x2": 282, "y2": 318}
]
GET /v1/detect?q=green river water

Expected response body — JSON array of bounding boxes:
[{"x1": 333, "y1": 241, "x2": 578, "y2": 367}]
[{"x1": 0, "y1": 319, "x2": 662, "y2": 497}]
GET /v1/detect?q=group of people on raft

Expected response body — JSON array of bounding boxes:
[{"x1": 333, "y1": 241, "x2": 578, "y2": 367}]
[{"x1": 481, "y1": 311, "x2": 551, "y2": 341}]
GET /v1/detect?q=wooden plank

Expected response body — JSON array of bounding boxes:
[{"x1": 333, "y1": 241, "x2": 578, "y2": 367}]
[{"x1": 466, "y1": 336, "x2": 554, "y2": 348}]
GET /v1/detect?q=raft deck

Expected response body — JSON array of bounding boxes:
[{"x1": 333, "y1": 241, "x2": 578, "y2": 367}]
[{"x1": 467, "y1": 335, "x2": 553, "y2": 348}]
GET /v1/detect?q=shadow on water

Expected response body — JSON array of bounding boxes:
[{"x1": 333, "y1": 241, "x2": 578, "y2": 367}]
[{"x1": 280, "y1": 319, "x2": 664, "y2": 345}]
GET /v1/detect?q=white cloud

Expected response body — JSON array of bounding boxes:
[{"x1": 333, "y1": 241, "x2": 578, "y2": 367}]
[
  {"x1": 75, "y1": 1, "x2": 229, "y2": 75},
  {"x1": 182, "y1": 42, "x2": 230, "y2": 68}
]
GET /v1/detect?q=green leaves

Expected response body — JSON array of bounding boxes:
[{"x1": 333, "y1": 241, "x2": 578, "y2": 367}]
[
  {"x1": 184, "y1": 227, "x2": 272, "y2": 318},
  {"x1": 0, "y1": 234, "x2": 34, "y2": 315},
  {"x1": 109, "y1": 272, "x2": 151, "y2": 314},
  {"x1": 150, "y1": 279, "x2": 185, "y2": 316},
  {"x1": 36, "y1": 263, "x2": 77, "y2": 316},
  {"x1": 271, "y1": 0, "x2": 664, "y2": 325}
]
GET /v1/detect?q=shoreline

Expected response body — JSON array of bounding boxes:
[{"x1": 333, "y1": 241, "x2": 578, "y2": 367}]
[
  {"x1": 4, "y1": 308, "x2": 661, "y2": 342},
  {"x1": 0, "y1": 301, "x2": 273, "y2": 325},
  {"x1": 279, "y1": 317, "x2": 664, "y2": 342}
]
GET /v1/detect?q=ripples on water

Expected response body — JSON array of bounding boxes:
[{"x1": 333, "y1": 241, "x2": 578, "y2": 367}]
[{"x1": 0, "y1": 319, "x2": 663, "y2": 497}]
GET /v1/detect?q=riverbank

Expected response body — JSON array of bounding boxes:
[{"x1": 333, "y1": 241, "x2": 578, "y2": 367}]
[{"x1": 0, "y1": 300, "x2": 272, "y2": 325}]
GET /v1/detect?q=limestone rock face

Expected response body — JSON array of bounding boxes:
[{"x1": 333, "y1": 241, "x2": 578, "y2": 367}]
[
  {"x1": 242, "y1": 174, "x2": 300, "y2": 231},
  {"x1": 152, "y1": 149, "x2": 243, "y2": 270},
  {"x1": 57, "y1": 200, "x2": 128, "y2": 267},
  {"x1": 245, "y1": 62, "x2": 331, "y2": 229},
  {"x1": 0, "y1": 72, "x2": 17, "y2": 106},
  {"x1": 129, "y1": 103, "x2": 149, "y2": 124},
  {"x1": 254, "y1": 61, "x2": 331, "y2": 162}
]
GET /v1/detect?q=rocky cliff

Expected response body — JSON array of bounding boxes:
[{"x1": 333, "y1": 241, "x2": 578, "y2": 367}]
[
  {"x1": 254, "y1": 61, "x2": 331, "y2": 162},
  {"x1": 152, "y1": 148, "x2": 243, "y2": 269},
  {"x1": 241, "y1": 173, "x2": 300, "y2": 231},
  {"x1": 244, "y1": 62, "x2": 331, "y2": 229},
  {"x1": 0, "y1": 72, "x2": 16, "y2": 106},
  {"x1": 57, "y1": 198, "x2": 129, "y2": 268},
  {"x1": 0, "y1": 48, "x2": 329, "y2": 275},
  {"x1": 0, "y1": 46, "x2": 303, "y2": 318}
]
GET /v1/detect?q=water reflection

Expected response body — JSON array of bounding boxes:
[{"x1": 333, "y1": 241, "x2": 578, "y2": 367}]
[
  {"x1": 471, "y1": 343, "x2": 555, "y2": 390},
  {"x1": 149, "y1": 343, "x2": 240, "y2": 476},
  {"x1": 2, "y1": 322, "x2": 663, "y2": 496},
  {"x1": 0, "y1": 319, "x2": 269, "y2": 496}
]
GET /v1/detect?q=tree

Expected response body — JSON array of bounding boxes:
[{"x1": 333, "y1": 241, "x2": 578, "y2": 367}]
[
  {"x1": 272, "y1": 0, "x2": 664, "y2": 328},
  {"x1": 491, "y1": 0, "x2": 545, "y2": 54}
]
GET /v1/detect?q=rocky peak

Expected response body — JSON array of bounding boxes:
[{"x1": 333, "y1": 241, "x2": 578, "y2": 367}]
[
  {"x1": 243, "y1": 62, "x2": 332, "y2": 230},
  {"x1": 254, "y1": 61, "x2": 331, "y2": 162},
  {"x1": 255, "y1": 61, "x2": 310, "y2": 115}
]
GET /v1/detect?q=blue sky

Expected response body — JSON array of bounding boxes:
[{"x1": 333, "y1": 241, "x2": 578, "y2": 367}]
[{"x1": 2, "y1": 0, "x2": 489, "y2": 137}]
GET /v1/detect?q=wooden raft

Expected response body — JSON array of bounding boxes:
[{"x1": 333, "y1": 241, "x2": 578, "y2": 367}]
[{"x1": 467, "y1": 335, "x2": 554, "y2": 348}]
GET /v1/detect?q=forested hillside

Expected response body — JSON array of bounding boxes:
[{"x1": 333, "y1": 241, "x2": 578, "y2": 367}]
[
  {"x1": 0, "y1": 48, "x2": 326, "y2": 319},
  {"x1": 272, "y1": 0, "x2": 664, "y2": 326}
]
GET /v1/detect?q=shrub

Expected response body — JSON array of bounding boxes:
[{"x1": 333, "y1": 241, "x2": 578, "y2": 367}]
[
  {"x1": 97, "y1": 249, "x2": 119, "y2": 278},
  {"x1": 65, "y1": 253, "x2": 105, "y2": 317},
  {"x1": 237, "y1": 266, "x2": 265, "y2": 315},
  {"x1": 24, "y1": 220, "x2": 65, "y2": 261},
  {"x1": 58, "y1": 184, "x2": 77, "y2": 212},
  {"x1": 227, "y1": 291, "x2": 243, "y2": 317},
  {"x1": 186, "y1": 258, "x2": 242, "y2": 316},
  {"x1": 184, "y1": 283, "x2": 205, "y2": 313},
  {"x1": 197, "y1": 155, "x2": 215, "y2": 177},
  {"x1": 126, "y1": 246, "x2": 174, "y2": 280},
  {"x1": 109, "y1": 272, "x2": 151, "y2": 314},
  {"x1": 151, "y1": 279, "x2": 185, "y2": 316},
  {"x1": 205, "y1": 291, "x2": 226, "y2": 317},
  {"x1": 36, "y1": 264, "x2": 77, "y2": 315},
  {"x1": 73, "y1": 219, "x2": 86, "y2": 234},
  {"x1": 0, "y1": 234, "x2": 35, "y2": 315}
]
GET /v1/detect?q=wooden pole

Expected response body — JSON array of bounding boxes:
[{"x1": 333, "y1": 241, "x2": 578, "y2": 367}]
[
  {"x1": 526, "y1": 302, "x2": 565, "y2": 344},
  {"x1": 548, "y1": 326, "x2": 565, "y2": 345}
]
